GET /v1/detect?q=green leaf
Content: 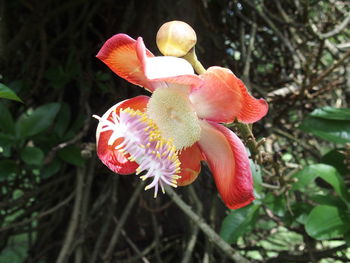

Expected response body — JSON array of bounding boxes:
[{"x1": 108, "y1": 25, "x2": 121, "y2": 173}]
[
  {"x1": 305, "y1": 205, "x2": 350, "y2": 240},
  {"x1": 0, "y1": 83, "x2": 23, "y2": 102},
  {"x1": 54, "y1": 103, "x2": 71, "y2": 138},
  {"x1": 40, "y1": 159, "x2": 61, "y2": 178},
  {"x1": 288, "y1": 202, "x2": 313, "y2": 225},
  {"x1": 292, "y1": 164, "x2": 350, "y2": 203},
  {"x1": 0, "y1": 233, "x2": 29, "y2": 263},
  {"x1": 58, "y1": 145, "x2": 84, "y2": 167},
  {"x1": 310, "y1": 107, "x2": 350, "y2": 120},
  {"x1": 321, "y1": 149, "x2": 350, "y2": 176},
  {"x1": 15, "y1": 103, "x2": 61, "y2": 138},
  {"x1": 300, "y1": 116, "x2": 350, "y2": 144},
  {"x1": 264, "y1": 192, "x2": 287, "y2": 217},
  {"x1": 0, "y1": 160, "x2": 18, "y2": 181},
  {"x1": 310, "y1": 194, "x2": 347, "y2": 208},
  {"x1": 220, "y1": 204, "x2": 260, "y2": 244},
  {"x1": 345, "y1": 231, "x2": 350, "y2": 246},
  {"x1": 0, "y1": 103, "x2": 15, "y2": 133},
  {"x1": 20, "y1": 146, "x2": 44, "y2": 166},
  {"x1": 0, "y1": 133, "x2": 15, "y2": 157}
]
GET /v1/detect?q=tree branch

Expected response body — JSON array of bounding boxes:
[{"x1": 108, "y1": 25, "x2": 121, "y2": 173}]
[{"x1": 165, "y1": 187, "x2": 251, "y2": 263}]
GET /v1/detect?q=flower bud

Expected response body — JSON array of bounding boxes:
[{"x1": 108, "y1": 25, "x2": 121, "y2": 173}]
[{"x1": 156, "y1": 21, "x2": 197, "y2": 57}]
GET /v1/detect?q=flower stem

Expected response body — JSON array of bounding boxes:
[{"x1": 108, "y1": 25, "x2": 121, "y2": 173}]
[
  {"x1": 235, "y1": 122, "x2": 260, "y2": 159},
  {"x1": 182, "y1": 48, "x2": 206, "y2": 75}
]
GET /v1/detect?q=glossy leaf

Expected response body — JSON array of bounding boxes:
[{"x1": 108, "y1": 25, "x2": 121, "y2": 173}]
[
  {"x1": 292, "y1": 164, "x2": 350, "y2": 203},
  {"x1": 15, "y1": 103, "x2": 61, "y2": 138},
  {"x1": 305, "y1": 205, "x2": 350, "y2": 240},
  {"x1": 300, "y1": 110, "x2": 350, "y2": 144},
  {"x1": 310, "y1": 195, "x2": 347, "y2": 208},
  {"x1": 310, "y1": 107, "x2": 350, "y2": 121},
  {"x1": 321, "y1": 149, "x2": 350, "y2": 176},
  {"x1": 220, "y1": 204, "x2": 260, "y2": 244},
  {"x1": 0, "y1": 83, "x2": 23, "y2": 102}
]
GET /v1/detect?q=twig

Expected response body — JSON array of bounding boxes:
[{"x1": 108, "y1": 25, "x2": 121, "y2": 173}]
[
  {"x1": 0, "y1": 191, "x2": 74, "y2": 232},
  {"x1": 89, "y1": 176, "x2": 118, "y2": 263},
  {"x1": 56, "y1": 167, "x2": 85, "y2": 263},
  {"x1": 165, "y1": 187, "x2": 251, "y2": 263},
  {"x1": 314, "y1": 12, "x2": 350, "y2": 39},
  {"x1": 120, "y1": 227, "x2": 150, "y2": 263},
  {"x1": 307, "y1": 48, "x2": 350, "y2": 89},
  {"x1": 241, "y1": 0, "x2": 305, "y2": 65},
  {"x1": 235, "y1": 122, "x2": 261, "y2": 162},
  {"x1": 103, "y1": 181, "x2": 145, "y2": 262},
  {"x1": 75, "y1": 155, "x2": 96, "y2": 263},
  {"x1": 242, "y1": 19, "x2": 257, "y2": 83},
  {"x1": 119, "y1": 241, "x2": 157, "y2": 263},
  {"x1": 44, "y1": 102, "x2": 91, "y2": 165},
  {"x1": 151, "y1": 214, "x2": 162, "y2": 263},
  {"x1": 181, "y1": 186, "x2": 202, "y2": 263}
]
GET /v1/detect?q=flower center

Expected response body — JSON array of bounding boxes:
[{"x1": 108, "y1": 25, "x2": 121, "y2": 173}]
[
  {"x1": 146, "y1": 86, "x2": 201, "y2": 150},
  {"x1": 93, "y1": 108, "x2": 181, "y2": 197}
]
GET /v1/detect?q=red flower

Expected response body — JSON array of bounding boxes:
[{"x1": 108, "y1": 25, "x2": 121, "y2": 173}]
[{"x1": 94, "y1": 34, "x2": 268, "y2": 209}]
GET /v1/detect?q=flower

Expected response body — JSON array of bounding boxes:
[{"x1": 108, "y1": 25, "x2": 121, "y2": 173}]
[
  {"x1": 156, "y1": 20, "x2": 197, "y2": 57},
  {"x1": 94, "y1": 33, "x2": 268, "y2": 209}
]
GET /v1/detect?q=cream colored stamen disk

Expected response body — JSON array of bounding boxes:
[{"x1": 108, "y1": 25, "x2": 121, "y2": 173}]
[{"x1": 146, "y1": 86, "x2": 201, "y2": 150}]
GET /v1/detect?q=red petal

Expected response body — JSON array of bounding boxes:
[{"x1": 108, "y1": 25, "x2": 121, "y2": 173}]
[
  {"x1": 96, "y1": 96, "x2": 150, "y2": 174},
  {"x1": 177, "y1": 143, "x2": 203, "y2": 186},
  {"x1": 236, "y1": 78, "x2": 268, "y2": 123},
  {"x1": 197, "y1": 120, "x2": 254, "y2": 209},
  {"x1": 189, "y1": 67, "x2": 268, "y2": 123},
  {"x1": 96, "y1": 34, "x2": 156, "y2": 92}
]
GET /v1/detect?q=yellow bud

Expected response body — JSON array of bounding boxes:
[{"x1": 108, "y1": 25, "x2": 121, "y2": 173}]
[{"x1": 156, "y1": 21, "x2": 197, "y2": 57}]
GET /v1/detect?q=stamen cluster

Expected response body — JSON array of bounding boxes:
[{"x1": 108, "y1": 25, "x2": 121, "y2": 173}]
[{"x1": 94, "y1": 108, "x2": 181, "y2": 197}]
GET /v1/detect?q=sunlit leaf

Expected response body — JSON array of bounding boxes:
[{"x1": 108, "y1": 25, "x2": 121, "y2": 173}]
[
  {"x1": 292, "y1": 164, "x2": 350, "y2": 203},
  {"x1": 305, "y1": 205, "x2": 350, "y2": 240},
  {"x1": 300, "y1": 116, "x2": 350, "y2": 144},
  {"x1": 310, "y1": 107, "x2": 350, "y2": 121},
  {"x1": 300, "y1": 107, "x2": 350, "y2": 144}
]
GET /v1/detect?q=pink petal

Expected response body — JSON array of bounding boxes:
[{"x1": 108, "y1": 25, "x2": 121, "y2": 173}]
[
  {"x1": 177, "y1": 143, "x2": 203, "y2": 186},
  {"x1": 96, "y1": 96, "x2": 150, "y2": 174},
  {"x1": 189, "y1": 67, "x2": 268, "y2": 123},
  {"x1": 96, "y1": 34, "x2": 156, "y2": 92},
  {"x1": 151, "y1": 74, "x2": 203, "y2": 89},
  {"x1": 197, "y1": 120, "x2": 254, "y2": 209}
]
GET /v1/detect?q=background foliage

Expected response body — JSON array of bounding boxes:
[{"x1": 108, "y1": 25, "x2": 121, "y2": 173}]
[{"x1": 0, "y1": 0, "x2": 349, "y2": 262}]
